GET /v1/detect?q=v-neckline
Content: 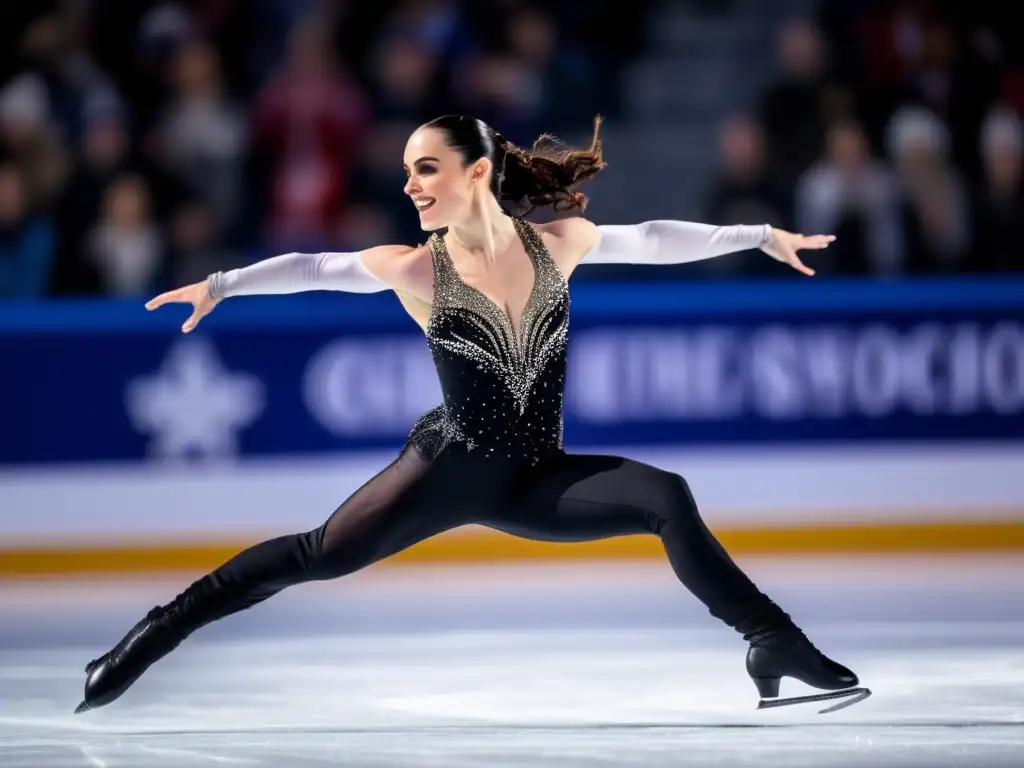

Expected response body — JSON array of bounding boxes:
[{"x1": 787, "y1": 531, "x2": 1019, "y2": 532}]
[{"x1": 438, "y1": 219, "x2": 539, "y2": 340}]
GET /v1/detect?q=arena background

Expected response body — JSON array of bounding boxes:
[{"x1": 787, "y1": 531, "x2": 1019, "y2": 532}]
[{"x1": 1, "y1": 0, "x2": 1022, "y2": 576}]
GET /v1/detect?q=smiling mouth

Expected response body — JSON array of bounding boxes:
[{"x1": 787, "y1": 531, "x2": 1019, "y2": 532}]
[{"x1": 413, "y1": 198, "x2": 436, "y2": 213}]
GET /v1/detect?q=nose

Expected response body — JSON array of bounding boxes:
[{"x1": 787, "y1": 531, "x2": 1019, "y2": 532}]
[{"x1": 404, "y1": 176, "x2": 419, "y2": 197}]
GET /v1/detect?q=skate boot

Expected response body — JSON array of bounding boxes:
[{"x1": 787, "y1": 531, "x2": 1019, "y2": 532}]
[
  {"x1": 75, "y1": 581, "x2": 213, "y2": 713},
  {"x1": 739, "y1": 606, "x2": 870, "y2": 713}
]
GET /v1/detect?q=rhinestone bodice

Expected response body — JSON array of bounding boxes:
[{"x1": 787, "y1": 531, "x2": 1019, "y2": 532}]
[{"x1": 407, "y1": 218, "x2": 569, "y2": 464}]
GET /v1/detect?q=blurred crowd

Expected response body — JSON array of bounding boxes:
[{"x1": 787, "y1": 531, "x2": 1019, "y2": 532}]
[
  {"x1": 706, "y1": 0, "x2": 1022, "y2": 277},
  {"x1": 0, "y1": 0, "x2": 647, "y2": 298},
  {"x1": 0, "y1": 0, "x2": 1020, "y2": 299}
]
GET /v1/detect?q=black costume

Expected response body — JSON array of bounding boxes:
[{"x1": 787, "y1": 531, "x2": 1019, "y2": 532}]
[{"x1": 78, "y1": 219, "x2": 856, "y2": 712}]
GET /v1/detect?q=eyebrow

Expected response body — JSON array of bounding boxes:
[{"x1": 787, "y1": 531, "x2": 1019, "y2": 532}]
[{"x1": 403, "y1": 156, "x2": 440, "y2": 168}]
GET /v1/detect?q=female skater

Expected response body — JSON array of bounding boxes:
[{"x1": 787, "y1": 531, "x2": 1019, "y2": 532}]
[{"x1": 78, "y1": 115, "x2": 858, "y2": 713}]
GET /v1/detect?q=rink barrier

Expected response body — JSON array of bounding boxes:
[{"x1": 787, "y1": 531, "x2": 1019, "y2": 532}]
[
  {"x1": 3, "y1": 276, "x2": 1023, "y2": 465},
  {"x1": 2, "y1": 517, "x2": 1023, "y2": 577}
]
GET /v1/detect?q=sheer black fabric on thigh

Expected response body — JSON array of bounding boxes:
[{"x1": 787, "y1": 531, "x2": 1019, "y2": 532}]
[
  {"x1": 483, "y1": 453, "x2": 777, "y2": 630},
  {"x1": 170, "y1": 442, "x2": 783, "y2": 640},
  {"x1": 175, "y1": 442, "x2": 467, "y2": 629},
  {"x1": 315, "y1": 444, "x2": 435, "y2": 572}
]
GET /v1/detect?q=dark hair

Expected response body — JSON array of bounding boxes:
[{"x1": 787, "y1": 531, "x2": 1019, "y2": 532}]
[{"x1": 421, "y1": 114, "x2": 606, "y2": 215}]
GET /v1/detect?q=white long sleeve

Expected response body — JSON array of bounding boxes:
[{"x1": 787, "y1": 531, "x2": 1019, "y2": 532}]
[
  {"x1": 581, "y1": 221, "x2": 772, "y2": 265},
  {"x1": 207, "y1": 250, "x2": 389, "y2": 299}
]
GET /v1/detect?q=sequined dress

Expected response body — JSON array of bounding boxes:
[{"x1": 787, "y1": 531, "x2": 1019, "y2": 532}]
[{"x1": 405, "y1": 218, "x2": 569, "y2": 465}]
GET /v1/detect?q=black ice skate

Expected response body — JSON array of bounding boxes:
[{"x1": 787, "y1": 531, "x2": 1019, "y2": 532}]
[
  {"x1": 75, "y1": 580, "x2": 215, "y2": 713},
  {"x1": 74, "y1": 605, "x2": 188, "y2": 713},
  {"x1": 745, "y1": 631, "x2": 870, "y2": 713}
]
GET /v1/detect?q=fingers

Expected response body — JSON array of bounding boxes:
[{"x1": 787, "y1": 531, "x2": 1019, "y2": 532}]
[
  {"x1": 182, "y1": 308, "x2": 202, "y2": 334},
  {"x1": 789, "y1": 254, "x2": 816, "y2": 276},
  {"x1": 145, "y1": 287, "x2": 188, "y2": 310},
  {"x1": 787, "y1": 233, "x2": 830, "y2": 275},
  {"x1": 800, "y1": 234, "x2": 835, "y2": 249}
]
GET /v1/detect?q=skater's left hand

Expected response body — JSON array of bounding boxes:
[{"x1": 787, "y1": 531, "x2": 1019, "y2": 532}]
[{"x1": 759, "y1": 227, "x2": 834, "y2": 276}]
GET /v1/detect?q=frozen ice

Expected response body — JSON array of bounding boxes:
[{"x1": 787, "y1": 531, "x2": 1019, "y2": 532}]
[{"x1": 1, "y1": 558, "x2": 1022, "y2": 767}]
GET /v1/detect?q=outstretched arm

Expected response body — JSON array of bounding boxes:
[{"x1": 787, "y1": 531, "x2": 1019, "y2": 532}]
[
  {"x1": 541, "y1": 218, "x2": 833, "y2": 277},
  {"x1": 146, "y1": 244, "x2": 431, "y2": 333},
  {"x1": 585, "y1": 220, "x2": 773, "y2": 266},
  {"x1": 207, "y1": 246, "x2": 408, "y2": 298}
]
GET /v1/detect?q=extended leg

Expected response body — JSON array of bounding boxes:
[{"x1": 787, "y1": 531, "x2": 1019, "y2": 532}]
[
  {"x1": 491, "y1": 455, "x2": 771, "y2": 623},
  {"x1": 77, "y1": 446, "x2": 472, "y2": 712},
  {"x1": 490, "y1": 453, "x2": 862, "y2": 706}
]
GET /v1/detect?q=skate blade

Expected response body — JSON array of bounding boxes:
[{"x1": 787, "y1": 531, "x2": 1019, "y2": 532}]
[{"x1": 756, "y1": 686, "x2": 872, "y2": 714}]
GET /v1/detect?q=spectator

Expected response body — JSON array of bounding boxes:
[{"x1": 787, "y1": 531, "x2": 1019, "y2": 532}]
[
  {"x1": 794, "y1": 119, "x2": 905, "y2": 276},
  {"x1": 757, "y1": 18, "x2": 846, "y2": 186},
  {"x1": 970, "y1": 106, "x2": 1024, "y2": 272},
  {"x1": 836, "y1": 0, "x2": 937, "y2": 150},
  {"x1": 131, "y1": 1, "x2": 197, "y2": 131},
  {"x1": 20, "y1": 7, "x2": 124, "y2": 148},
  {"x1": 9, "y1": 0, "x2": 1022, "y2": 295},
  {"x1": 152, "y1": 38, "x2": 247, "y2": 239},
  {"x1": 885, "y1": 105, "x2": 971, "y2": 273},
  {"x1": 251, "y1": 17, "x2": 371, "y2": 250},
  {"x1": 86, "y1": 173, "x2": 163, "y2": 296},
  {"x1": 892, "y1": 16, "x2": 994, "y2": 174},
  {"x1": 702, "y1": 115, "x2": 789, "y2": 275},
  {"x1": 820, "y1": 1, "x2": 996, "y2": 175},
  {"x1": 50, "y1": 102, "x2": 132, "y2": 295},
  {"x1": 0, "y1": 163, "x2": 54, "y2": 297},
  {"x1": 0, "y1": 72, "x2": 71, "y2": 211}
]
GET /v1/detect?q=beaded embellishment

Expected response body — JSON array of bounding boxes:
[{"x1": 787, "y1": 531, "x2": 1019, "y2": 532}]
[{"x1": 406, "y1": 218, "x2": 569, "y2": 463}]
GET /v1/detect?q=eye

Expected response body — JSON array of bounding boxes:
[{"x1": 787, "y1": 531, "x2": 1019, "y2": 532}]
[{"x1": 418, "y1": 165, "x2": 437, "y2": 175}]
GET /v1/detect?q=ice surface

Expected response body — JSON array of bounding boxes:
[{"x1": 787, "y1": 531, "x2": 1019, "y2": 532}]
[{"x1": 1, "y1": 558, "x2": 1022, "y2": 767}]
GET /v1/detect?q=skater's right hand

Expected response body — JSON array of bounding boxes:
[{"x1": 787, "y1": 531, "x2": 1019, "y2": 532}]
[{"x1": 145, "y1": 281, "x2": 220, "y2": 334}]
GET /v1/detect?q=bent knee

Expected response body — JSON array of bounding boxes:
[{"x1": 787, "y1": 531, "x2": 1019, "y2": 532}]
[{"x1": 633, "y1": 465, "x2": 697, "y2": 524}]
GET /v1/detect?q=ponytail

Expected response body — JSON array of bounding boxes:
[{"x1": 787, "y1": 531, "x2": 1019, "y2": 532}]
[{"x1": 494, "y1": 116, "x2": 606, "y2": 216}]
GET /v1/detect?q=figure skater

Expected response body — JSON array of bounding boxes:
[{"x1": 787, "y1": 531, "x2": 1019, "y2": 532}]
[{"x1": 78, "y1": 115, "x2": 864, "y2": 714}]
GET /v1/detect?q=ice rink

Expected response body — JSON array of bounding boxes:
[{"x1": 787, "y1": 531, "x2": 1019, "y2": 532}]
[{"x1": 2, "y1": 556, "x2": 1023, "y2": 767}]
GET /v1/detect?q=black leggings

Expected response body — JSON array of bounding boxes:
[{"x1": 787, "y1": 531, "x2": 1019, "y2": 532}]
[{"x1": 180, "y1": 446, "x2": 785, "y2": 638}]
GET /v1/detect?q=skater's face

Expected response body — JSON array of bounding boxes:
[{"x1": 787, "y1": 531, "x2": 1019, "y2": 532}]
[{"x1": 403, "y1": 127, "x2": 494, "y2": 231}]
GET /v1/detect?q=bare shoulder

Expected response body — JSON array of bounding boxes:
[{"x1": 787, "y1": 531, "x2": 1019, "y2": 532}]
[
  {"x1": 535, "y1": 218, "x2": 600, "y2": 275},
  {"x1": 536, "y1": 217, "x2": 598, "y2": 243},
  {"x1": 361, "y1": 242, "x2": 434, "y2": 301}
]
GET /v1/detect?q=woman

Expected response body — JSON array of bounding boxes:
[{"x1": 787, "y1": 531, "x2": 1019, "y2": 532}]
[{"x1": 78, "y1": 115, "x2": 858, "y2": 714}]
